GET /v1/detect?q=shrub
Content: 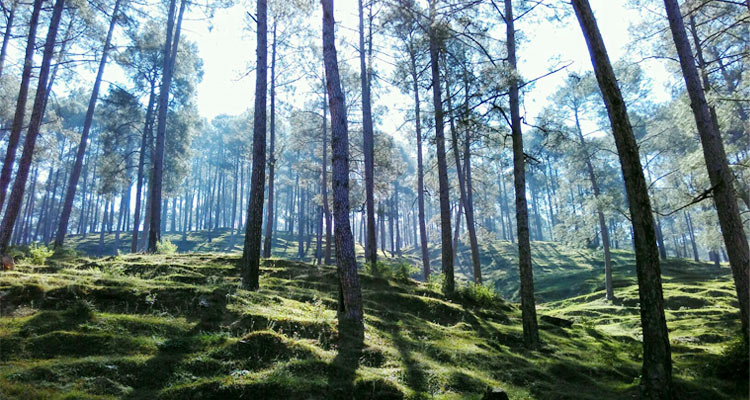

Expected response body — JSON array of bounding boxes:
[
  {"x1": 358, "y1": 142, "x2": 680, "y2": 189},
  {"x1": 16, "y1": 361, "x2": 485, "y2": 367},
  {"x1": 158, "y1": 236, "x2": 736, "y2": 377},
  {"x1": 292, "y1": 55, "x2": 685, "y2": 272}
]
[
  {"x1": 458, "y1": 282, "x2": 498, "y2": 307},
  {"x1": 156, "y1": 239, "x2": 178, "y2": 255},
  {"x1": 393, "y1": 262, "x2": 418, "y2": 281},
  {"x1": 28, "y1": 243, "x2": 54, "y2": 265}
]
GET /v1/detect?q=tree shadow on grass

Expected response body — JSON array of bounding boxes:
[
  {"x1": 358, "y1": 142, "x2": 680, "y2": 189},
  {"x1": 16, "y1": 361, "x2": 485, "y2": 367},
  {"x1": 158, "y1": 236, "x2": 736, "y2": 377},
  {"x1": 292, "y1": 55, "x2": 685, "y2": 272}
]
[{"x1": 328, "y1": 318, "x2": 364, "y2": 398}]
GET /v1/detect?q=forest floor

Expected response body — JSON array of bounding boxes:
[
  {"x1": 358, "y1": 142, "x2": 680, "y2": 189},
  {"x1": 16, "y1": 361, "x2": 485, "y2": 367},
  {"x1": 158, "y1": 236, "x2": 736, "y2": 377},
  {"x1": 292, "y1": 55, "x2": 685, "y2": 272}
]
[{"x1": 0, "y1": 233, "x2": 747, "y2": 399}]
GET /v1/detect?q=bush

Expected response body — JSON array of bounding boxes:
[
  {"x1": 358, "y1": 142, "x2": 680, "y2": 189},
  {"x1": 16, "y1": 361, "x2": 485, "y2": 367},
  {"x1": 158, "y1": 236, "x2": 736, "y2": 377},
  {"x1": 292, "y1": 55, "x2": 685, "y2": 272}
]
[
  {"x1": 28, "y1": 243, "x2": 54, "y2": 265},
  {"x1": 393, "y1": 262, "x2": 418, "y2": 281},
  {"x1": 458, "y1": 282, "x2": 498, "y2": 307},
  {"x1": 156, "y1": 239, "x2": 178, "y2": 255},
  {"x1": 365, "y1": 261, "x2": 417, "y2": 281}
]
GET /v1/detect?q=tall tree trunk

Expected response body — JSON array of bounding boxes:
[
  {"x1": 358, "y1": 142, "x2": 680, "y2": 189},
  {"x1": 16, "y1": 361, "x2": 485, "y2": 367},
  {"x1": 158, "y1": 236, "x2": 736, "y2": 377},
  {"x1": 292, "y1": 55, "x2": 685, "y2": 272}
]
[
  {"x1": 322, "y1": 77, "x2": 333, "y2": 265},
  {"x1": 409, "y1": 48, "x2": 431, "y2": 281},
  {"x1": 322, "y1": 0, "x2": 363, "y2": 327},
  {"x1": 147, "y1": 0, "x2": 185, "y2": 252},
  {"x1": 241, "y1": 0, "x2": 268, "y2": 289},
  {"x1": 445, "y1": 70, "x2": 481, "y2": 283},
  {"x1": 0, "y1": 0, "x2": 65, "y2": 253},
  {"x1": 358, "y1": 0, "x2": 377, "y2": 267},
  {"x1": 0, "y1": 0, "x2": 42, "y2": 212},
  {"x1": 684, "y1": 211, "x2": 699, "y2": 262},
  {"x1": 572, "y1": 0, "x2": 672, "y2": 396},
  {"x1": 664, "y1": 0, "x2": 749, "y2": 338},
  {"x1": 505, "y1": 0, "x2": 539, "y2": 350},
  {"x1": 262, "y1": 22, "x2": 277, "y2": 259},
  {"x1": 429, "y1": 0, "x2": 454, "y2": 293},
  {"x1": 0, "y1": 0, "x2": 16, "y2": 78},
  {"x1": 54, "y1": 0, "x2": 121, "y2": 248},
  {"x1": 574, "y1": 107, "x2": 614, "y2": 301},
  {"x1": 131, "y1": 84, "x2": 156, "y2": 252}
]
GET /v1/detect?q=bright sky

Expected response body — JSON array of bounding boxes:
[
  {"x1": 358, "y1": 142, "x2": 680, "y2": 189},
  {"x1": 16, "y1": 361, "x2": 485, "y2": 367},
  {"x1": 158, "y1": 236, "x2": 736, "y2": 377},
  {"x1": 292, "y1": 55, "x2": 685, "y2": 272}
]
[{"x1": 180, "y1": 0, "x2": 672, "y2": 132}]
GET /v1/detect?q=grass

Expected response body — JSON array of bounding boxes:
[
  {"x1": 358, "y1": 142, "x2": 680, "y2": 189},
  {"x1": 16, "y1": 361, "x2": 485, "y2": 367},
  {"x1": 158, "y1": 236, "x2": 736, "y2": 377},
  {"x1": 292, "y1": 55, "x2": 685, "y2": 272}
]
[{"x1": 0, "y1": 246, "x2": 746, "y2": 399}]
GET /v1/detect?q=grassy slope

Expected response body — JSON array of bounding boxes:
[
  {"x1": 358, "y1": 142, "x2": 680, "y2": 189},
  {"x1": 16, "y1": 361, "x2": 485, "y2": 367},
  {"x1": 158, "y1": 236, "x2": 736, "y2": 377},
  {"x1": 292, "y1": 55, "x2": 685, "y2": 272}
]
[{"x1": 0, "y1": 248, "x2": 746, "y2": 399}]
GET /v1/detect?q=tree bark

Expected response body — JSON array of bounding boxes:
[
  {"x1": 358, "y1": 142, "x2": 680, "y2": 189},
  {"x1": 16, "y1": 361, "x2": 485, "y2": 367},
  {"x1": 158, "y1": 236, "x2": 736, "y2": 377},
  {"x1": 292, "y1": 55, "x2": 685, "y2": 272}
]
[
  {"x1": 262, "y1": 22, "x2": 277, "y2": 259},
  {"x1": 574, "y1": 107, "x2": 614, "y2": 301},
  {"x1": 242, "y1": 0, "x2": 268, "y2": 289},
  {"x1": 358, "y1": 0, "x2": 377, "y2": 267},
  {"x1": 0, "y1": 0, "x2": 65, "y2": 253},
  {"x1": 322, "y1": 0, "x2": 363, "y2": 327},
  {"x1": 428, "y1": 0, "x2": 454, "y2": 293},
  {"x1": 666, "y1": 0, "x2": 750, "y2": 338},
  {"x1": 54, "y1": 0, "x2": 121, "y2": 248},
  {"x1": 147, "y1": 0, "x2": 185, "y2": 252},
  {"x1": 0, "y1": 0, "x2": 42, "y2": 213},
  {"x1": 572, "y1": 0, "x2": 672, "y2": 396},
  {"x1": 0, "y1": 0, "x2": 16, "y2": 78},
  {"x1": 504, "y1": 0, "x2": 539, "y2": 350},
  {"x1": 409, "y1": 48, "x2": 431, "y2": 280}
]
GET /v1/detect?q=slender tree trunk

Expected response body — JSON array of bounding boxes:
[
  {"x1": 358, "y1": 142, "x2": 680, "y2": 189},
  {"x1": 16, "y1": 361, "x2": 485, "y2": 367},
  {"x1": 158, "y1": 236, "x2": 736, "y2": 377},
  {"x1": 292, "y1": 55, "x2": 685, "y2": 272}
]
[
  {"x1": 322, "y1": 0, "x2": 363, "y2": 327},
  {"x1": 148, "y1": 0, "x2": 185, "y2": 252},
  {"x1": 429, "y1": 0, "x2": 454, "y2": 293},
  {"x1": 665, "y1": 0, "x2": 749, "y2": 338},
  {"x1": 574, "y1": 107, "x2": 614, "y2": 300},
  {"x1": 0, "y1": 0, "x2": 16, "y2": 78},
  {"x1": 409, "y1": 49, "x2": 431, "y2": 281},
  {"x1": 262, "y1": 22, "x2": 277, "y2": 259},
  {"x1": 573, "y1": 0, "x2": 672, "y2": 396},
  {"x1": 131, "y1": 85, "x2": 155, "y2": 252},
  {"x1": 241, "y1": 0, "x2": 267, "y2": 288},
  {"x1": 505, "y1": 0, "x2": 539, "y2": 349},
  {"x1": 0, "y1": 0, "x2": 65, "y2": 253},
  {"x1": 358, "y1": 0, "x2": 377, "y2": 267},
  {"x1": 54, "y1": 0, "x2": 121, "y2": 248},
  {"x1": 321, "y1": 78, "x2": 333, "y2": 265},
  {"x1": 0, "y1": 0, "x2": 42, "y2": 213}
]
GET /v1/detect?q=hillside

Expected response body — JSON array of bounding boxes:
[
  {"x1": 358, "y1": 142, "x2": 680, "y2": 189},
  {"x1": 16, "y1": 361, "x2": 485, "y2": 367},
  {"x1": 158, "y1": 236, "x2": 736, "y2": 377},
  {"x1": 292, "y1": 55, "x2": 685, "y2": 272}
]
[{"x1": 0, "y1": 249, "x2": 746, "y2": 399}]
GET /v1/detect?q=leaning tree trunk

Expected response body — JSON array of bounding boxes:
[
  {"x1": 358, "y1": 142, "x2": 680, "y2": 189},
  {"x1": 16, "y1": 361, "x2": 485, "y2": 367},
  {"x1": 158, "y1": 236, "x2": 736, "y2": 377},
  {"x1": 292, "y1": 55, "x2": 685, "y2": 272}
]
[
  {"x1": 358, "y1": 0, "x2": 377, "y2": 268},
  {"x1": 262, "y1": 22, "x2": 277, "y2": 259},
  {"x1": 54, "y1": 0, "x2": 121, "y2": 248},
  {"x1": 242, "y1": 0, "x2": 268, "y2": 289},
  {"x1": 0, "y1": 0, "x2": 42, "y2": 213},
  {"x1": 409, "y1": 49, "x2": 431, "y2": 281},
  {"x1": 428, "y1": 0, "x2": 454, "y2": 293},
  {"x1": 0, "y1": 0, "x2": 66, "y2": 254},
  {"x1": 662, "y1": 0, "x2": 750, "y2": 340},
  {"x1": 574, "y1": 107, "x2": 614, "y2": 300},
  {"x1": 572, "y1": 0, "x2": 672, "y2": 397},
  {"x1": 321, "y1": 0, "x2": 363, "y2": 327},
  {"x1": 147, "y1": 0, "x2": 185, "y2": 252},
  {"x1": 504, "y1": 0, "x2": 539, "y2": 350}
]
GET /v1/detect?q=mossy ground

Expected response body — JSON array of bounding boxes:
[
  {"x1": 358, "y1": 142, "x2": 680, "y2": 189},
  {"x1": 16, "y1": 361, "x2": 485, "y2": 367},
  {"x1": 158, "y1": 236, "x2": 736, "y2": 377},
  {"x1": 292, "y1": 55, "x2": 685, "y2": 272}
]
[
  {"x1": 0, "y1": 231, "x2": 748, "y2": 400},
  {"x1": 1, "y1": 234, "x2": 746, "y2": 399}
]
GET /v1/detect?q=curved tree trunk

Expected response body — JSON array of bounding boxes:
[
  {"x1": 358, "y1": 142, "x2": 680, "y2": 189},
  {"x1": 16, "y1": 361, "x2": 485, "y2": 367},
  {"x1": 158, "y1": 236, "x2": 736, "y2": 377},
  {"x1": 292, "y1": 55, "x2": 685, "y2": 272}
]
[{"x1": 572, "y1": 0, "x2": 672, "y2": 397}]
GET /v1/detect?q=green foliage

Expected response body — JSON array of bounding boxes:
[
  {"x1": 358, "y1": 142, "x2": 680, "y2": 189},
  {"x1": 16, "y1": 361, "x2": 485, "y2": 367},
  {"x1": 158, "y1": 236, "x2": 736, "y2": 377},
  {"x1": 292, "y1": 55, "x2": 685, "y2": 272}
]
[
  {"x1": 27, "y1": 243, "x2": 54, "y2": 265},
  {"x1": 456, "y1": 282, "x2": 498, "y2": 308},
  {"x1": 365, "y1": 260, "x2": 418, "y2": 281},
  {"x1": 156, "y1": 239, "x2": 178, "y2": 255}
]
